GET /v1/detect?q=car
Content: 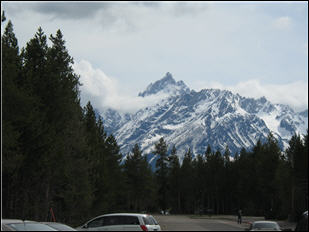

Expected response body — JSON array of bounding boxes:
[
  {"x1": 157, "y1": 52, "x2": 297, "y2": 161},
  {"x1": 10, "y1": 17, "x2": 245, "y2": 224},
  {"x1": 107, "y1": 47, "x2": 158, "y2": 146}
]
[
  {"x1": 295, "y1": 211, "x2": 308, "y2": 231},
  {"x1": 76, "y1": 213, "x2": 161, "y2": 231},
  {"x1": 246, "y1": 221, "x2": 281, "y2": 231},
  {"x1": 1, "y1": 219, "x2": 58, "y2": 231},
  {"x1": 41, "y1": 222, "x2": 77, "y2": 231}
]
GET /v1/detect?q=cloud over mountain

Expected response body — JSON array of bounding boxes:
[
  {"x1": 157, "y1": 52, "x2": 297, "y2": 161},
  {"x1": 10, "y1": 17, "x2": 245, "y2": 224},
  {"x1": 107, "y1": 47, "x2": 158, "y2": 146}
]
[
  {"x1": 75, "y1": 60, "x2": 308, "y2": 114},
  {"x1": 74, "y1": 60, "x2": 170, "y2": 113}
]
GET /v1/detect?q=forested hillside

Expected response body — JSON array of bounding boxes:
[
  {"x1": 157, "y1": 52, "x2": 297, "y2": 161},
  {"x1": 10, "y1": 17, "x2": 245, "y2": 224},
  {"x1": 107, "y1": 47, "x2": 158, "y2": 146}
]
[{"x1": 2, "y1": 15, "x2": 308, "y2": 225}]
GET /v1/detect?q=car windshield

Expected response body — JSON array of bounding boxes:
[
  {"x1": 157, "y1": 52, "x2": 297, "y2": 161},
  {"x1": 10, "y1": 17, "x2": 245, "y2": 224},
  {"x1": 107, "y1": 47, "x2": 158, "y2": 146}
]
[
  {"x1": 8, "y1": 222, "x2": 58, "y2": 231},
  {"x1": 253, "y1": 222, "x2": 279, "y2": 229}
]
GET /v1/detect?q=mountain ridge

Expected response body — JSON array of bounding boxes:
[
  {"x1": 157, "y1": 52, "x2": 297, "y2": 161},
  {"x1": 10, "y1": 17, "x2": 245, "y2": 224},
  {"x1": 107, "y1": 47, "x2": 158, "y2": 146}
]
[{"x1": 100, "y1": 73, "x2": 308, "y2": 165}]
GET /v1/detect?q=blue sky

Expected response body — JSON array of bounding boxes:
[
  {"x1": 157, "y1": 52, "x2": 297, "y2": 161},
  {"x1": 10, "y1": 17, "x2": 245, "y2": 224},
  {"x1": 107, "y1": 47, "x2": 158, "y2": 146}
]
[{"x1": 2, "y1": 1, "x2": 308, "y2": 113}]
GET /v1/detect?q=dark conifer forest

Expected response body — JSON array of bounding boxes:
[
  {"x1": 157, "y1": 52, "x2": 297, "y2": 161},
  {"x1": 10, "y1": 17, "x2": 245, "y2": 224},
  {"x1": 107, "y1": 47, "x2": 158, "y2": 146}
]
[{"x1": 2, "y1": 16, "x2": 308, "y2": 226}]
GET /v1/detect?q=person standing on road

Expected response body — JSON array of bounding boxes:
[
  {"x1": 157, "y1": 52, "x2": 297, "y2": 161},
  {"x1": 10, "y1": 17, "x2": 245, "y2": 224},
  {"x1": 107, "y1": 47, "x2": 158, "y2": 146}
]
[{"x1": 237, "y1": 209, "x2": 242, "y2": 224}]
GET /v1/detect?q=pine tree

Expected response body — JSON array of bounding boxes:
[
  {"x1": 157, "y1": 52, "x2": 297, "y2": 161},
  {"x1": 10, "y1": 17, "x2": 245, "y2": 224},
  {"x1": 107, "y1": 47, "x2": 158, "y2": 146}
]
[
  {"x1": 192, "y1": 153, "x2": 206, "y2": 214},
  {"x1": 259, "y1": 133, "x2": 281, "y2": 216},
  {"x1": 154, "y1": 137, "x2": 169, "y2": 213},
  {"x1": 222, "y1": 145, "x2": 232, "y2": 213},
  {"x1": 286, "y1": 133, "x2": 307, "y2": 220},
  {"x1": 103, "y1": 135, "x2": 125, "y2": 212},
  {"x1": 124, "y1": 144, "x2": 154, "y2": 212},
  {"x1": 2, "y1": 18, "x2": 25, "y2": 219},
  {"x1": 167, "y1": 145, "x2": 181, "y2": 213},
  {"x1": 180, "y1": 148, "x2": 194, "y2": 213}
]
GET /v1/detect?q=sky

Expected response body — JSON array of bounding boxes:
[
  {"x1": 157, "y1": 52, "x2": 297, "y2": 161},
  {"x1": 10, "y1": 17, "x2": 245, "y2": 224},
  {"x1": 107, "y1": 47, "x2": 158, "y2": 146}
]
[{"x1": 1, "y1": 1, "x2": 308, "y2": 113}]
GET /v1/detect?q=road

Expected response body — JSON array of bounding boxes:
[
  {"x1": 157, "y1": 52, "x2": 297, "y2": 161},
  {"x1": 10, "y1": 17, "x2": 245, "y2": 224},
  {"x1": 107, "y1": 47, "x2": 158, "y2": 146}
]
[
  {"x1": 155, "y1": 215, "x2": 247, "y2": 231},
  {"x1": 154, "y1": 215, "x2": 296, "y2": 231}
]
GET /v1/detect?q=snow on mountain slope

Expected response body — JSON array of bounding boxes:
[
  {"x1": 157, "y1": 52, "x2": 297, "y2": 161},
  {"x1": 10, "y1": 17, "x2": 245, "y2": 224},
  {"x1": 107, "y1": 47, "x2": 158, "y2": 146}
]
[{"x1": 101, "y1": 73, "x2": 308, "y2": 164}]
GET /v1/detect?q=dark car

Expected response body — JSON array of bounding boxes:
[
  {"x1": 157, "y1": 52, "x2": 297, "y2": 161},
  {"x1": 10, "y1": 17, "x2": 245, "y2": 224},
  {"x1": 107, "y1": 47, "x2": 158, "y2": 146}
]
[{"x1": 295, "y1": 211, "x2": 308, "y2": 231}]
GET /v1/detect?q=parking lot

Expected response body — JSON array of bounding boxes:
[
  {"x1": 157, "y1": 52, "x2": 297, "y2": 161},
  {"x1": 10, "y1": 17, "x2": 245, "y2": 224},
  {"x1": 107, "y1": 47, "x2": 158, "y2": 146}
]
[{"x1": 154, "y1": 214, "x2": 296, "y2": 231}]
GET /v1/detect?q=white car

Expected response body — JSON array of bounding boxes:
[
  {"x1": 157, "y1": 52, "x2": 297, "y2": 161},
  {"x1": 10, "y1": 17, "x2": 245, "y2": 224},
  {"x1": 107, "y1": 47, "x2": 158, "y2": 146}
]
[
  {"x1": 247, "y1": 221, "x2": 281, "y2": 231},
  {"x1": 1, "y1": 219, "x2": 57, "y2": 231},
  {"x1": 41, "y1": 222, "x2": 77, "y2": 231},
  {"x1": 76, "y1": 213, "x2": 161, "y2": 231}
]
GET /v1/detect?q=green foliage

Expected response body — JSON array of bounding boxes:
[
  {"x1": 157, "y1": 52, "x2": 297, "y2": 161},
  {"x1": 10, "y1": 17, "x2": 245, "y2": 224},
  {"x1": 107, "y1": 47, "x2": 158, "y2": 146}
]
[
  {"x1": 123, "y1": 144, "x2": 155, "y2": 212},
  {"x1": 167, "y1": 145, "x2": 181, "y2": 213},
  {"x1": 285, "y1": 132, "x2": 308, "y2": 220},
  {"x1": 154, "y1": 138, "x2": 169, "y2": 212}
]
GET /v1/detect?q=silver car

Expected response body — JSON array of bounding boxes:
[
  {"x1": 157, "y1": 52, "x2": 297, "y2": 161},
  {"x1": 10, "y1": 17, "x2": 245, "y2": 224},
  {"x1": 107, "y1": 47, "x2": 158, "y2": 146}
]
[
  {"x1": 76, "y1": 213, "x2": 161, "y2": 231},
  {"x1": 1, "y1": 219, "x2": 57, "y2": 231},
  {"x1": 247, "y1": 221, "x2": 281, "y2": 231},
  {"x1": 41, "y1": 222, "x2": 77, "y2": 231}
]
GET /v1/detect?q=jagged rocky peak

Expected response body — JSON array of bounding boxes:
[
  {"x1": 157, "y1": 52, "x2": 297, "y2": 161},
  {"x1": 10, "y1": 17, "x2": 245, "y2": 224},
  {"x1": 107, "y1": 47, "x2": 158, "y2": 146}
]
[
  {"x1": 138, "y1": 72, "x2": 190, "y2": 97},
  {"x1": 161, "y1": 72, "x2": 176, "y2": 84}
]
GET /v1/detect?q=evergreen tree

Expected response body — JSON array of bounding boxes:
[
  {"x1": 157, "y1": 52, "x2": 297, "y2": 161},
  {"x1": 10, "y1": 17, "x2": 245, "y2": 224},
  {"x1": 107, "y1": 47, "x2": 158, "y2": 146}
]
[
  {"x1": 274, "y1": 155, "x2": 292, "y2": 219},
  {"x1": 222, "y1": 145, "x2": 232, "y2": 213},
  {"x1": 5, "y1": 25, "x2": 52, "y2": 220},
  {"x1": 180, "y1": 148, "x2": 194, "y2": 213},
  {"x1": 104, "y1": 135, "x2": 125, "y2": 212},
  {"x1": 286, "y1": 133, "x2": 307, "y2": 220},
  {"x1": 2, "y1": 18, "x2": 26, "y2": 219},
  {"x1": 124, "y1": 144, "x2": 154, "y2": 212},
  {"x1": 167, "y1": 145, "x2": 181, "y2": 213},
  {"x1": 154, "y1": 137, "x2": 169, "y2": 212},
  {"x1": 192, "y1": 154, "x2": 206, "y2": 214},
  {"x1": 204, "y1": 145, "x2": 213, "y2": 212}
]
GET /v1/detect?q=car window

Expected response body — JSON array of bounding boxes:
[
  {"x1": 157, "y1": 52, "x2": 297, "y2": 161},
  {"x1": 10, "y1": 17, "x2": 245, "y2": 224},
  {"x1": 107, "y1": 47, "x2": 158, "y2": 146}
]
[
  {"x1": 121, "y1": 216, "x2": 140, "y2": 225},
  {"x1": 143, "y1": 216, "x2": 158, "y2": 225},
  {"x1": 103, "y1": 216, "x2": 139, "y2": 226},
  {"x1": 150, "y1": 216, "x2": 159, "y2": 225},
  {"x1": 88, "y1": 217, "x2": 104, "y2": 228},
  {"x1": 253, "y1": 222, "x2": 278, "y2": 229}
]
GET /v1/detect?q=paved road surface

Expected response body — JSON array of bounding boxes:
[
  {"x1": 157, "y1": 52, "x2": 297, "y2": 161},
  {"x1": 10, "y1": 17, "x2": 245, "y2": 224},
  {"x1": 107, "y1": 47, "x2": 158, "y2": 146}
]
[
  {"x1": 155, "y1": 215, "x2": 247, "y2": 231},
  {"x1": 154, "y1": 215, "x2": 296, "y2": 231}
]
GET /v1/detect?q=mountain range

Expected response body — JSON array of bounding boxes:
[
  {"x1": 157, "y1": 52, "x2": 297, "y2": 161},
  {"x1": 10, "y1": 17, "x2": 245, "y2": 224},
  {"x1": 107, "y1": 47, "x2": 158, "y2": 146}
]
[{"x1": 100, "y1": 73, "x2": 308, "y2": 165}]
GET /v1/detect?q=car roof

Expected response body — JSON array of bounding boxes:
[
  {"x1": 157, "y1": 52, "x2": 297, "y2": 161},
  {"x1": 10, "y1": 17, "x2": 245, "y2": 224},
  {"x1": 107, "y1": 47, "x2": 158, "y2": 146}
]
[
  {"x1": 2, "y1": 219, "x2": 36, "y2": 224},
  {"x1": 96, "y1": 213, "x2": 150, "y2": 217},
  {"x1": 41, "y1": 222, "x2": 64, "y2": 224},
  {"x1": 253, "y1": 221, "x2": 278, "y2": 224}
]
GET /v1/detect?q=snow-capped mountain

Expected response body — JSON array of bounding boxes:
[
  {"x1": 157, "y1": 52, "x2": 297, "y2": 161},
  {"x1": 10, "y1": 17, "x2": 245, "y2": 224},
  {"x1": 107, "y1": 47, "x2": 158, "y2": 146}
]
[
  {"x1": 101, "y1": 73, "x2": 308, "y2": 165},
  {"x1": 138, "y1": 72, "x2": 190, "y2": 97}
]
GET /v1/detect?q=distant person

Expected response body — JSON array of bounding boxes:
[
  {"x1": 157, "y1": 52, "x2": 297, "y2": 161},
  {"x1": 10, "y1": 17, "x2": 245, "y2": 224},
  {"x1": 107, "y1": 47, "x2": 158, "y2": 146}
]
[{"x1": 237, "y1": 209, "x2": 242, "y2": 224}]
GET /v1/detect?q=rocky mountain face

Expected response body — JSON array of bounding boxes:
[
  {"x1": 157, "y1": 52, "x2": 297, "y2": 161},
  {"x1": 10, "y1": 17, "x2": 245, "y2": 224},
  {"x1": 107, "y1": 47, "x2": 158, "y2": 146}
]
[{"x1": 101, "y1": 73, "x2": 308, "y2": 165}]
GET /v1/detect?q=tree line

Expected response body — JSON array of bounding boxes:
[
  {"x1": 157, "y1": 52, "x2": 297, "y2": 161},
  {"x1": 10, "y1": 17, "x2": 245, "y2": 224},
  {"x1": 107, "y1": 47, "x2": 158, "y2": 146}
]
[{"x1": 2, "y1": 16, "x2": 308, "y2": 226}]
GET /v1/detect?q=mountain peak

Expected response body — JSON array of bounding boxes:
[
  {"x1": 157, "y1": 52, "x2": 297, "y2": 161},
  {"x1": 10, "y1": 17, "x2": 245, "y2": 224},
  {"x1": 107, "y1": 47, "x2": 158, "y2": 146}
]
[
  {"x1": 138, "y1": 72, "x2": 189, "y2": 97},
  {"x1": 162, "y1": 72, "x2": 176, "y2": 84}
]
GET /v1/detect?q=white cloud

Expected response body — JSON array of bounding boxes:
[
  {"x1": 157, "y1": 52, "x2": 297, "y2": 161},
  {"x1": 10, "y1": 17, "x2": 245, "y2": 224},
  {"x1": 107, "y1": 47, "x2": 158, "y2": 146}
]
[
  {"x1": 75, "y1": 60, "x2": 308, "y2": 114},
  {"x1": 193, "y1": 79, "x2": 308, "y2": 112},
  {"x1": 272, "y1": 16, "x2": 292, "y2": 30},
  {"x1": 73, "y1": 60, "x2": 168, "y2": 114}
]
